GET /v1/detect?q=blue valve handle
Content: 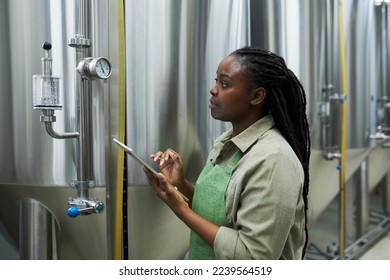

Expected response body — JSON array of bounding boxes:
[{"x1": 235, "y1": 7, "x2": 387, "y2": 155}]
[
  {"x1": 96, "y1": 203, "x2": 104, "y2": 213},
  {"x1": 67, "y1": 206, "x2": 79, "y2": 218}
]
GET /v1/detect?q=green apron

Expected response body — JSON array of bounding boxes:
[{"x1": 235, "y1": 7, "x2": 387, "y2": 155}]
[{"x1": 189, "y1": 150, "x2": 242, "y2": 260}]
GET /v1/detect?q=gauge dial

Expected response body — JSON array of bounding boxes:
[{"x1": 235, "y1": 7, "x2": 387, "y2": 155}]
[
  {"x1": 77, "y1": 57, "x2": 112, "y2": 80},
  {"x1": 93, "y1": 57, "x2": 112, "y2": 79}
]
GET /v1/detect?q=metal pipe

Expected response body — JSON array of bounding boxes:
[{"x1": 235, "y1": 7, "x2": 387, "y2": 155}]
[
  {"x1": 77, "y1": 79, "x2": 88, "y2": 191},
  {"x1": 75, "y1": 0, "x2": 86, "y2": 37},
  {"x1": 45, "y1": 123, "x2": 79, "y2": 139},
  {"x1": 72, "y1": 0, "x2": 93, "y2": 198},
  {"x1": 380, "y1": 3, "x2": 387, "y2": 119},
  {"x1": 40, "y1": 109, "x2": 79, "y2": 139}
]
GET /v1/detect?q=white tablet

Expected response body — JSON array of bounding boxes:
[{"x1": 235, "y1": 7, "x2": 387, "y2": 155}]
[
  {"x1": 113, "y1": 138, "x2": 159, "y2": 176},
  {"x1": 113, "y1": 138, "x2": 189, "y2": 202}
]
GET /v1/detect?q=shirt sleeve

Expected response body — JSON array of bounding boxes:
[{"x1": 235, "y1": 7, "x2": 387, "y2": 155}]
[{"x1": 213, "y1": 145, "x2": 304, "y2": 259}]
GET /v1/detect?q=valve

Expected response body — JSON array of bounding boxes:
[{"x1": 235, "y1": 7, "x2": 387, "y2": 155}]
[{"x1": 67, "y1": 197, "x2": 104, "y2": 218}]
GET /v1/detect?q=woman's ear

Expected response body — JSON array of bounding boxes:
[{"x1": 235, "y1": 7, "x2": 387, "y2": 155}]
[{"x1": 250, "y1": 87, "x2": 267, "y2": 106}]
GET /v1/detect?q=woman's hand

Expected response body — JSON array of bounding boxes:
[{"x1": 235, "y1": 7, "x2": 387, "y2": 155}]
[
  {"x1": 143, "y1": 167, "x2": 189, "y2": 214},
  {"x1": 150, "y1": 149, "x2": 185, "y2": 188},
  {"x1": 143, "y1": 166, "x2": 218, "y2": 249}
]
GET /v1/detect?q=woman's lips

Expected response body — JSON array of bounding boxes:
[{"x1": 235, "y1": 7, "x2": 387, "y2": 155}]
[{"x1": 209, "y1": 99, "x2": 218, "y2": 108}]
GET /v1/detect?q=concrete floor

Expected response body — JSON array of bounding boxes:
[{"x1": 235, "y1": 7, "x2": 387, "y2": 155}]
[
  {"x1": 307, "y1": 190, "x2": 390, "y2": 260},
  {"x1": 359, "y1": 232, "x2": 390, "y2": 259}
]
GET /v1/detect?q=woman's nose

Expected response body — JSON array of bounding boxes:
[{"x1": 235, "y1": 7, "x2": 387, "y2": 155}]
[{"x1": 209, "y1": 86, "x2": 217, "y2": 96}]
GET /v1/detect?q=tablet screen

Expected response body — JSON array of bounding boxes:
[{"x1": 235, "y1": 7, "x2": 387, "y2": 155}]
[
  {"x1": 113, "y1": 138, "x2": 189, "y2": 202},
  {"x1": 113, "y1": 138, "x2": 159, "y2": 176}
]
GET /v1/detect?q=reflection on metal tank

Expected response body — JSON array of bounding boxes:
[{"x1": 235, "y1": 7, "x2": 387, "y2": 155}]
[
  {"x1": 0, "y1": 0, "x2": 109, "y2": 259},
  {"x1": 125, "y1": 0, "x2": 250, "y2": 184},
  {"x1": 0, "y1": 0, "x2": 108, "y2": 186},
  {"x1": 251, "y1": 0, "x2": 381, "y2": 223},
  {"x1": 123, "y1": 0, "x2": 250, "y2": 259},
  {"x1": 19, "y1": 198, "x2": 60, "y2": 260},
  {"x1": 1, "y1": 0, "x2": 390, "y2": 260}
]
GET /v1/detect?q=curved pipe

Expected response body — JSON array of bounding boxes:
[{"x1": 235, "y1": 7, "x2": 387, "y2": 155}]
[{"x1": 45, "y1": 122, "x2": 79, "y2": 139}]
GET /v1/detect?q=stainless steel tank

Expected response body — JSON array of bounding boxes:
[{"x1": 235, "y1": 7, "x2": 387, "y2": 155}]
[
  {"x1": 1, "y1": 0, "x2": 389, "y2": 260},
  {"x1": 122, "y1": 0, "x2": 250, "y2": 259},
  {"x1": 0, "y1": 0, "x2": 109, "y2": 259},
  {"x1": 250, "y1": 0, "x2": 386, "y2": 223}
]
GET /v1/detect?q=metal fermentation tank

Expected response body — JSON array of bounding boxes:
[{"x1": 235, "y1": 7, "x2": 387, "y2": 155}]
[
  {"x1": 0, "y1": 0, "x2": 109, "y2": 259},
  {"x1": 123, "y1": 0, "x2": 251, "y2": 259},
  {"x1": 251, "y1": 0, "x2": 390, "y2": 255}
]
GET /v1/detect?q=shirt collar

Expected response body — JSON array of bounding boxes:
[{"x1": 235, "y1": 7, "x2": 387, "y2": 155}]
[{"x1": 220, "y1": 114, "x2": 275, "y2": 153}]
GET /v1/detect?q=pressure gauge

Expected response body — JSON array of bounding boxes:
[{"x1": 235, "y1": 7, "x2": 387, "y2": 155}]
[{"x1": 77, "y1": 57, "x2": 112, "y2": 80}]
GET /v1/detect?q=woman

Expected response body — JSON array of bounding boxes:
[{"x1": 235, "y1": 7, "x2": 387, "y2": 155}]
[{"x1": 143, "y1": 46, "x2": 310, "y2": 260}]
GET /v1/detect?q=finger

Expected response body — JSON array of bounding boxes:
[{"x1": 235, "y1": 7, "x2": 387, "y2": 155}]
[
  {"x1": 151, "y1": 151, "x2": 163, "y2": 162},
  {"x1": 159, "y1": 150, "x2": 170, "y2": 166},
  {"x1": 143, "y1": 166, "x2": 161, "y2": 192},
  {"x1": 157, "y1": 173, "x2": 171, "y2": 192},
  {"x1": 157, "y1": 173, "x2": 183, "y2": 201},
  {"x1": 158, "y1": 149, "x2": 175, "y2": 166},
  {"x1": 163, "y1": 150, "x2": 182, "y2": 168}
]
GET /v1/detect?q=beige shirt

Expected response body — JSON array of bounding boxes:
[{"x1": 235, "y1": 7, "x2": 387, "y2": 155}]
[{"x1": 210, "y1": 114, "x2": 305, "y2": 259}]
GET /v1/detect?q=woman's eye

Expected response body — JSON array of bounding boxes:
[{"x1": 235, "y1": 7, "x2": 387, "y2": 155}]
[{"x1": 214, "y1": 78, "x2": 228, "y2": 88}]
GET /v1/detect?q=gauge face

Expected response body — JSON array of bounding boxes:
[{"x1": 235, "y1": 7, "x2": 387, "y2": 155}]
[
  {"x1": 95, "y1": 58, "x2": 112, "y2": 79},
  {"x1": 77, "y1": 57, "x2": 112, "y2": 80}
]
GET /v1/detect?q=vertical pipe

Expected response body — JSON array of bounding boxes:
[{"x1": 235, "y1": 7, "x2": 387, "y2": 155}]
[
  {"x1": 113, "y1": 0, "x2": 126, "y2": 260},
  {"x1": 76, "y1": 0, "x2": 85, "y2": 36},
  {"x1": 77, "y1": 79, "x2": 90, "y2": 199},
  {"x1": 381, "y1": 4, "x2": 389, "y2": 128},
  {"x1": 338, "y1": 0, "x2": 348, "y2": 260},
  {"x1": 73, "y1": 0, "x2": 92, "y2": 199}
]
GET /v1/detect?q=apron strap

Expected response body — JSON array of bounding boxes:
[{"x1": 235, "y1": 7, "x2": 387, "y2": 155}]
[{"x1": 227, "y1": 149, "x2": 243, "y2": 170}]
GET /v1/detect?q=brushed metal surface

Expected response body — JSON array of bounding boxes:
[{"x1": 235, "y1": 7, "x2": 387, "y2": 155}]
[{"x1": 0, "y1": 0, "x2": 389, "y2": 260}]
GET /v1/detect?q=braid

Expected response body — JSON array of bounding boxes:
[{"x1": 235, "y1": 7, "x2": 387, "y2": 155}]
[{"x1": 231, "y1": 47, "x2": 311, "y2": 259}]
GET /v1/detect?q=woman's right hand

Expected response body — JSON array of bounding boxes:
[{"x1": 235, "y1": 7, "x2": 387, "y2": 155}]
[{"x1": 150, "y1": 149, "x2": 185, "y2": 188}]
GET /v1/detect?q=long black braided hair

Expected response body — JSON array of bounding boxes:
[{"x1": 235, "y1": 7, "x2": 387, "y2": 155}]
[{"x1": 230, "y1": 46, "x2": 311, "y2": 259}]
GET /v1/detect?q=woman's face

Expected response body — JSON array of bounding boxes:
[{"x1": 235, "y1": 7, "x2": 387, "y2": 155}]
[{"x1": 209, "y1": 55, "x2": 257, "y2": 124}]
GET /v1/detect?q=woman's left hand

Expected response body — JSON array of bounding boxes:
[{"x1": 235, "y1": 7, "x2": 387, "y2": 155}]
[
  {"x1": 143, "y1": 166, "x2": 189, "y2": 215},
  {"x1": 143, "y1": 166, "x2": 219, "y2": 248}
]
